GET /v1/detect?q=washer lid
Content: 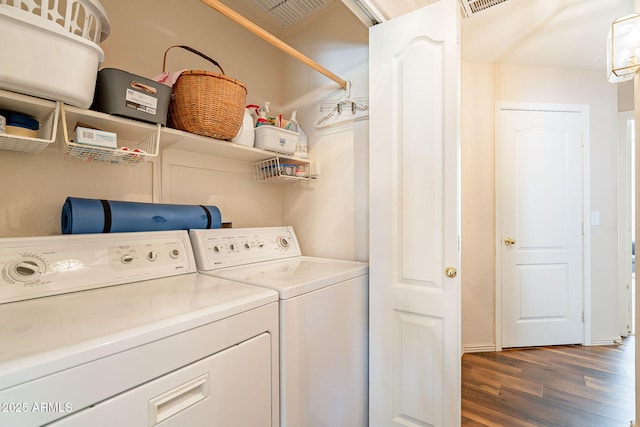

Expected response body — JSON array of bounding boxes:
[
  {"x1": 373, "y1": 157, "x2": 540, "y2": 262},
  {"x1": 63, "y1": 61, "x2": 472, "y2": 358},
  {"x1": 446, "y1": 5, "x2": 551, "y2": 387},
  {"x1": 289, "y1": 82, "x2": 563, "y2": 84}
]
[
  {"x1": 0, "y1": 273, "x2": 277, "y2": 389},
  {"x1": 208, "y1": 256, "x2": 369, "y2": 299}
]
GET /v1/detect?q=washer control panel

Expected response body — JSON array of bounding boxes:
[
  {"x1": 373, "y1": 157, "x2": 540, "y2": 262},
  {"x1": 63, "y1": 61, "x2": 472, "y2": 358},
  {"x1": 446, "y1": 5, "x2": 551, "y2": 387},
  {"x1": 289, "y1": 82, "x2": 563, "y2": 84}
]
[
  {"x1": 189, "y1": 226, "x2": 302, "y2": 271},
  {"x1": 0, "y1": 231, "x2": 196, "y2": 304}
]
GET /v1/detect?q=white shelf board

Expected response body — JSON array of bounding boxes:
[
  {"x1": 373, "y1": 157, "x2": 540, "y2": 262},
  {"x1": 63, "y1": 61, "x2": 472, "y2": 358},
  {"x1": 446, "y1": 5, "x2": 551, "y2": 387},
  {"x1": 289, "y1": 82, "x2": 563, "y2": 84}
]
[
  {"x1": 161, "y1": 126, "x2": 308, "y2": 163},
  {"x1": 0, "y1": 90, "x2": 311, "y2": 164}
]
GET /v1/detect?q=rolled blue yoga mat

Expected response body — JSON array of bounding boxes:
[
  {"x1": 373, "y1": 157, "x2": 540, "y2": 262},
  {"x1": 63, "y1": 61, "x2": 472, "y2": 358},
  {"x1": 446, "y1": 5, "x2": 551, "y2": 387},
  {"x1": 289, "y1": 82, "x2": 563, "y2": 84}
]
[{"x1": 61, "y1": 197, "x2": 222, "y2": 234}]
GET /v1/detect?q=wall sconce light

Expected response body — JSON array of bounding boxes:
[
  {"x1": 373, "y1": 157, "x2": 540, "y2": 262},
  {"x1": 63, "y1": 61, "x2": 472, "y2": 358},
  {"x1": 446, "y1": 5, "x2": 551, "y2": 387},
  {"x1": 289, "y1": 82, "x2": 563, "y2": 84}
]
[{"x1": 608, "y1": 13, "x2": 640, "y2": 83}]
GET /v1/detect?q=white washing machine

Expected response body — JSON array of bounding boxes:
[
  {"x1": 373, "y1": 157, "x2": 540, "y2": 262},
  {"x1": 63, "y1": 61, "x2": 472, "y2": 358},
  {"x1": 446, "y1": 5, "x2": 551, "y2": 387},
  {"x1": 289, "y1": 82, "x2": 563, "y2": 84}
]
[
  {"x1": 189, "y1": 226, "x2": 369, "y2": 427},
  {"x1": 0, "y1": 230, "x2": 279, "y2": 427}
]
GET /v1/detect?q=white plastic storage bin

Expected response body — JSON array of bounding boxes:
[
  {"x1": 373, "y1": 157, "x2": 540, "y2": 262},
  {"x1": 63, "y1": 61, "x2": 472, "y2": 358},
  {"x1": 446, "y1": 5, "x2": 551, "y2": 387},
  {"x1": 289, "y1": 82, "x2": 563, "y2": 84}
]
[
  {"x1": 254, "y1": 125, "x2": 298, "y2": 155},
  {"x1": 0, "y1": 3, "x2": 109, "y2": 109}
]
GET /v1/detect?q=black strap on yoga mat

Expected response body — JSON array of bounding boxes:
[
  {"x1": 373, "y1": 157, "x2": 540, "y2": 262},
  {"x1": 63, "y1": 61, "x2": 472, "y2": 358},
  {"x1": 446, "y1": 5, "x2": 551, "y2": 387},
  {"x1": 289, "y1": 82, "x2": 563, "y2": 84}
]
[
  {"x1": 200, "y1": 205, "x2": 212, "y2": 229},
  {"x1": 100, "y1": 199, "x2": 112, "y2": 233}
]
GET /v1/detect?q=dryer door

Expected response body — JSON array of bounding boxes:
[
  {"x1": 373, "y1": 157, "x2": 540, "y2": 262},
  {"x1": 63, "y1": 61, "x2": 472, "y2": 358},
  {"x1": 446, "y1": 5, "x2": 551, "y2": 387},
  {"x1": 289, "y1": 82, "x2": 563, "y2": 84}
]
[{"x1": 50, "y1": 333, "x2": 273, "y2": 427}]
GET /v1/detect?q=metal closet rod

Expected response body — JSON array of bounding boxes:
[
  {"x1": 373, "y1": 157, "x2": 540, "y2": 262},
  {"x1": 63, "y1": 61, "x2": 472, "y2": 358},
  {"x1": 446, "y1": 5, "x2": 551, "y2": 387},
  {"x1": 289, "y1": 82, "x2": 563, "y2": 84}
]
[{"x1": 200, "y1": 0, "x2": 348, "y2": 89}]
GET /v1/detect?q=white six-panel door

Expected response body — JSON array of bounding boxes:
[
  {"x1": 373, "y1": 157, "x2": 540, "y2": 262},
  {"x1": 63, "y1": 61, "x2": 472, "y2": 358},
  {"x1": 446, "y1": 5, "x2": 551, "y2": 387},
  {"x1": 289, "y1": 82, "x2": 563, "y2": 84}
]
[
  {"x1": 369, "y1": 1, "x2": 461, "y2": 425},
  {"x1": 497, "y1": 104, "x2": 587, "y2": 348}
]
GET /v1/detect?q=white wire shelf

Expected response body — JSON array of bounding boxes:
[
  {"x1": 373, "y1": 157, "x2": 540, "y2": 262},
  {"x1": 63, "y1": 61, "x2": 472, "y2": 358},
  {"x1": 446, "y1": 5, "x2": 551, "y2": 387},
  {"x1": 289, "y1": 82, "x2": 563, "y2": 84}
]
[
  {"x1": 255, "y1": 157, "x2": 312, "y2": 184},
  {"x1": 0, "y1": 89, "x2": 59, "y2": 154},
  {"x1": 61, "y1": 103, "x2": 160, "y2": 166}
]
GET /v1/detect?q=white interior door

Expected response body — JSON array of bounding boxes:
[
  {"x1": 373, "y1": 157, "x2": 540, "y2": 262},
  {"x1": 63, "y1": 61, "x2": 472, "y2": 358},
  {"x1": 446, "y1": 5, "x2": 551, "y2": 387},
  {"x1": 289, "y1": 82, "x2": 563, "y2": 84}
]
[
  {"x1": 369, "y1": 1, "x2": 461, "y2": 426},
  {"x1": 498, "y1": 104, "x2": 587, "y2": 348}
]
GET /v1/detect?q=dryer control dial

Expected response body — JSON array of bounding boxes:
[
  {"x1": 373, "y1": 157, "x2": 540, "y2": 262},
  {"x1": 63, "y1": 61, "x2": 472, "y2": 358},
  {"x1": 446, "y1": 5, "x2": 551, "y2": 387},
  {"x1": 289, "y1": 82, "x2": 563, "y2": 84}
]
[
  {"x1": 277, "y1": 236, "x2": 290, "y2": 249},
  {"x1": 3, "y1": 256, "x2": 46, "y2": 284}
]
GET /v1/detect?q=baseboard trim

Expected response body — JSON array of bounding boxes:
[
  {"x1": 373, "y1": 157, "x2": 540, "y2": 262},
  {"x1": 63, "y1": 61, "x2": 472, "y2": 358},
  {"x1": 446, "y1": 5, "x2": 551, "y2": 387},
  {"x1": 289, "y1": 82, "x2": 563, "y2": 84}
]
[
  {"x1": 464, "y1": 337, "x2": 624, "y2": 352},
  {"x1": 463, "y1": 344, "x2": 496, "y2": 353},
  {"x1": 588, "y1": 337, "x2": 623, "y2": 346}
]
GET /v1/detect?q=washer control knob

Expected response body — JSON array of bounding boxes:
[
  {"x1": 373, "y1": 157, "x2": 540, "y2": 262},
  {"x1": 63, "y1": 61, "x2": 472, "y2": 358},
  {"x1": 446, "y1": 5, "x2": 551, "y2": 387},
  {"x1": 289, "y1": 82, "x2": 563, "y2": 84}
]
[
  {"x1": 147, "y1": 250, "x2": 158, "y2": 262},
  {"x1": 121, "y1": 254, "x2": 134, "y2": 264},
  {"x1": 277, "y1": 236, "x2": 290, "y2": 249},
  {"x1": 169, "y1": 249, "x2": 180, "y2": 259},
  {"x1": 5, "y1": 257, "x2": 46, "y2": 283}
]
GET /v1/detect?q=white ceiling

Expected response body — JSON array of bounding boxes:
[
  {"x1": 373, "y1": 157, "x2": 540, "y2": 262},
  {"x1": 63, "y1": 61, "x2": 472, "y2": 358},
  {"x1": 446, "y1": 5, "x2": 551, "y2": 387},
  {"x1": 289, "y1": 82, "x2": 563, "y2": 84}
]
[
  {"x1": 460, "y1": 0, "x2": 634, "y2": 71},
  {"x1": 216, "y1": 0, "x2": 634, "y2": 71},
  {"x1": 361, "y1": 0, "x2": 635, "y2": 70}
]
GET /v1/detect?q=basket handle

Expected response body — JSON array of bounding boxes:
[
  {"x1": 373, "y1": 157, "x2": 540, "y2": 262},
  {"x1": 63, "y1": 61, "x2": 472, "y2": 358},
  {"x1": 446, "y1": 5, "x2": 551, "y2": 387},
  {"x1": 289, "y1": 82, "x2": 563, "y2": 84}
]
[{"x1": 162, "y1": 45, "x2": 225, "y2": 75}]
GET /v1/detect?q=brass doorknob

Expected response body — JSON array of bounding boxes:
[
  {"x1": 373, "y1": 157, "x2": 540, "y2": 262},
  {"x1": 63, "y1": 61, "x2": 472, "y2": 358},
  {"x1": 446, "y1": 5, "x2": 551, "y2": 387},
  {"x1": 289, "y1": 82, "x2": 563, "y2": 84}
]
[
  {"x1": 445, "y1": 267, "x2": 457, "y2": 278},
  {"x1": 504, "y1": 237, "x2": 516, "y2": 246}
]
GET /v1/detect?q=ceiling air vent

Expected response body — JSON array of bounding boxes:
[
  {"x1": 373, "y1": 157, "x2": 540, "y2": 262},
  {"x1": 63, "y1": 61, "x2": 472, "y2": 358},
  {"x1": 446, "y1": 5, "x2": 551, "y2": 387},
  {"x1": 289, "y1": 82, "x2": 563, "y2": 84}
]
[
  {"x1": 458, "y1": 0, "x2": 510, "y2": 17},
  {"x1": 254, "y1": 0, "x2": 333, "y2": 26}
]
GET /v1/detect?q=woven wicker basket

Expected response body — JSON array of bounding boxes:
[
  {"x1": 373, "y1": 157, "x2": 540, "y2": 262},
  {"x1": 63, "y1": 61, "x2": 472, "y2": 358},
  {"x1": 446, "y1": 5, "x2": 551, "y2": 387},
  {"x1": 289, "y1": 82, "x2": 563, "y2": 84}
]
[{"x1": 163, "y1": 45, "x2": 247, "y2": 140}]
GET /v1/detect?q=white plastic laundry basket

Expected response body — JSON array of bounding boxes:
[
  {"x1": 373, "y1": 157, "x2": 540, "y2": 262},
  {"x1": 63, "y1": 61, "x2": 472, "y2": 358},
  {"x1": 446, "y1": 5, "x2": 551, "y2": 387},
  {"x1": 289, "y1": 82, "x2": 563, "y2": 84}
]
[
  {"x1": 0, "y1": 0, "x2": 110, "y2": 43},
  {"x1": 0, "y1": 0, "x2": 109, "y2": 108}
]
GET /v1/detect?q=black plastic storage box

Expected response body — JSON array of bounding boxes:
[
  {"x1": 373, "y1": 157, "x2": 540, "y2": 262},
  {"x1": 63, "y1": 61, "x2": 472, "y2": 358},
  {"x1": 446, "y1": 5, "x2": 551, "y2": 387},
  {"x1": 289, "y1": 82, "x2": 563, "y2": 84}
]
[{"x1": 91, "y1": 68, "x2": 171, "y2": 125}]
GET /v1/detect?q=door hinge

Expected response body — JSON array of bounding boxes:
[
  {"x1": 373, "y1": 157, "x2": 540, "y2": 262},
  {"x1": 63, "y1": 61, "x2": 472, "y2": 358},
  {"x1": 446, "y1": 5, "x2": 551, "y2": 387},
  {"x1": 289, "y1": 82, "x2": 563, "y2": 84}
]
[
  {"x1": 581, "y1": 308, "x2": 585, "y2": 323},
  {"x1": 581, "y1": 221, "x2": 584, "y2": 235}
]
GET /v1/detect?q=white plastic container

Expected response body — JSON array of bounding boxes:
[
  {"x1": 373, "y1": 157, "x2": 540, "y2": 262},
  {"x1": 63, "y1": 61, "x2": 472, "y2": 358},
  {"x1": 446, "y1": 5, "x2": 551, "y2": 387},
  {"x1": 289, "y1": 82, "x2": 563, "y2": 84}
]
[
  {"x1": 288, "y1": 110, "x2": 308, "y2": 159},
  {"x1": 0, "y1": 5, "x2": 107, "y2": 108},
  {"x1": 232, "y1": 107, "x2": 256, "y2": 147},
  {"x1": 254, "y1": 125, "x2": 298, "y2": 155},
  {"x1": 293, "y1": 126, "x2": 308, "y2": 158}
]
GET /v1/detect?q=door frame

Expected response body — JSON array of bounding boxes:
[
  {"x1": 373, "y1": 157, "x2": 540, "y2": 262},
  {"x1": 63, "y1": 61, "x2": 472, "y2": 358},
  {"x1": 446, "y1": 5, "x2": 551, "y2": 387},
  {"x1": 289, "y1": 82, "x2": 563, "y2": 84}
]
[
  {"x1": 617, "y1": 109, "x2": 634, "y2": 337},
  {"x1": 495, "y1": 101, "x2": 591, "y2": 351}
]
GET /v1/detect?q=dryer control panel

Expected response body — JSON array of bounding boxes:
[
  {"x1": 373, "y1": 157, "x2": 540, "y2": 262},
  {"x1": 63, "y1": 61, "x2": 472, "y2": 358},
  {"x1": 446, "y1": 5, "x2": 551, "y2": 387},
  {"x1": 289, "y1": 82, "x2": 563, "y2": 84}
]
[
  {"x1": 189, "y1": 226, "x2": 302, "y2": 271},
  {"x1": 0, "y1": 230, "x2": 196, "y2": 304}
]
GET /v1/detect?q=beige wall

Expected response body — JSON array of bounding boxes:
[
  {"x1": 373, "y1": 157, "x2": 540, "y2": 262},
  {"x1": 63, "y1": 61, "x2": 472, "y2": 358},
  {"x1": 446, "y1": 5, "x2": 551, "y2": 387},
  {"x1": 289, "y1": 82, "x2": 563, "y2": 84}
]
[
  {"x1": 100, "y1": 0, "x2": 286, "y2": 109},
  {"x1": 461, "y1": 62, "x2": 621, "y2": 348},
  {"x1": 460, "y1": 62, "x2": 497, "y2": 350},
  {"x1": 279, "y1": 4, "x2": 370, "y2": 261},
  {"x1": 0, "y1": 149, "x2": 155, "y2": 237},
  {"x1": 619, "y1": 80, "x2": 634, "y2": 112}
]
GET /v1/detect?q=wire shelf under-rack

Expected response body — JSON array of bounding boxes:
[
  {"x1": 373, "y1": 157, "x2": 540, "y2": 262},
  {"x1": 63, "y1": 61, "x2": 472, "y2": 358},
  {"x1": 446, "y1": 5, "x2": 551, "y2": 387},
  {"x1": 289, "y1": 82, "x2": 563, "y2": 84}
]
[
  {"x1": 63, "y1": 128, "x2": 159, "y2": 166},
  {"x1": 0, "y1": 94, "x2": 59, "y2": 154},
  {"x1": 255, "y1": 157, "x2": 311, "y2": 184},
  {"x1": 63, "y1": 137, "x2": 158, "y2": 166},
  {"x1": 61, "y1": 103, "x2": 160, "y2": 166}
]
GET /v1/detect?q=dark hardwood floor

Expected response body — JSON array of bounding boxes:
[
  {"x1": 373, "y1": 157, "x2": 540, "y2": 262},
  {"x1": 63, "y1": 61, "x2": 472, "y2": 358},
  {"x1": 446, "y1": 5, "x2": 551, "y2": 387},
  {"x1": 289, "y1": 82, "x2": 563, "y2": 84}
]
[{"x1": 462, "y1": 336, "x2": 635, "y2": 427}]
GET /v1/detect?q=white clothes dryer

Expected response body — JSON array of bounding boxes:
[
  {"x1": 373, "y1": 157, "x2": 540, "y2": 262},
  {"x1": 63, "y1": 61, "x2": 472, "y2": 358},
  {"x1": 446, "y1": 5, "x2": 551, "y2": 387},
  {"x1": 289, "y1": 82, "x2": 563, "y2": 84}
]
[
  {"x1": 189, "y1": 226, "x2": 369, "y2": 427},
  {"x1": 0, "y1": 230, "x2": 279, "y2": 427}
]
